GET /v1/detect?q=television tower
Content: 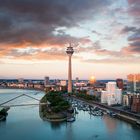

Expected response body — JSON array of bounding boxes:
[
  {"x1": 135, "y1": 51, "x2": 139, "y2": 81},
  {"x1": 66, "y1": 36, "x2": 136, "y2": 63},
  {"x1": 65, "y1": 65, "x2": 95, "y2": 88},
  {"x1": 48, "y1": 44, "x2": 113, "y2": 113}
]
[{"x1": 66, "y1": 43, "x2": 74, "y2": 93}]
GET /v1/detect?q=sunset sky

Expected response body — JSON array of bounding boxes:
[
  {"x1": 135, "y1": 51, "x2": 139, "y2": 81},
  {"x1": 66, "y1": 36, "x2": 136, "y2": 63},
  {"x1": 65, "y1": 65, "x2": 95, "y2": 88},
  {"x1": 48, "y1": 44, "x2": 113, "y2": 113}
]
[{"x1": 0, "y1": 0, "x2": 140, "y2": 80}]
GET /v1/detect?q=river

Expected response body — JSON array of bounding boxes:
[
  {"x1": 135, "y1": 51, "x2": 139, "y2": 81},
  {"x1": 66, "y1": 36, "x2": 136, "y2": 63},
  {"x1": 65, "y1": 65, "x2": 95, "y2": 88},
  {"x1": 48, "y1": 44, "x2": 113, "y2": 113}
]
[{"x1": 0, "y1": 89, "x2": 140, "y2": 140}]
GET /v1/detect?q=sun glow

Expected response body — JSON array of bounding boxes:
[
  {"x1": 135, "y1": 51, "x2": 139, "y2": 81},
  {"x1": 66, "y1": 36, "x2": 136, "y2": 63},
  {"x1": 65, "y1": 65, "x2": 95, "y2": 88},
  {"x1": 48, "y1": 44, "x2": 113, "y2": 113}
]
[{"x1": 89, "y1": 76, "x2": 96, "y2": 84}]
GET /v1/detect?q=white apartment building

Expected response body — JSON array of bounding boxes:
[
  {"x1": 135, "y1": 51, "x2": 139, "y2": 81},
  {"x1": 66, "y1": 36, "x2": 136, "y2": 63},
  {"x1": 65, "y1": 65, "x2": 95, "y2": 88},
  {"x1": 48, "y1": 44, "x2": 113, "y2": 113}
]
[{"x1": 101, "y1": 82, "x2": 122, "y2": 106}]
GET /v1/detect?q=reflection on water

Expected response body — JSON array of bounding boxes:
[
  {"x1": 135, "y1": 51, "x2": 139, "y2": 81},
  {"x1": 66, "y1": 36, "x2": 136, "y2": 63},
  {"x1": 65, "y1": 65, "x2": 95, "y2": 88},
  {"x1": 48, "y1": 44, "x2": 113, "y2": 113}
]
[
  {"x1": 0, "y1": 89, "x2": 140, "y2": 140},
  {"x1": 50, "y1": 121, "x2": 66, "y2": 130},
  {"x1": 103, "y1": 115, "x2": 117, "y2": 133},
  {"x1": 66, "y1": 122, "x2": 74, "y2": 140}
]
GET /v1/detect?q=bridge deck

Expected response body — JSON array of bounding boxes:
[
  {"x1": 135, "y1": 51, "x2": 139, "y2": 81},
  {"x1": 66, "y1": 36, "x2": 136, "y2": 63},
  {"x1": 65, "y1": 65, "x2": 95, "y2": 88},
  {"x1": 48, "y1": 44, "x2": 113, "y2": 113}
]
[
  {"x1": 1, "y1": 103, "x2": 48, "y2": 107},
  {"x1": 0, "y1": 94, "x2": 47, "y2": 108}
]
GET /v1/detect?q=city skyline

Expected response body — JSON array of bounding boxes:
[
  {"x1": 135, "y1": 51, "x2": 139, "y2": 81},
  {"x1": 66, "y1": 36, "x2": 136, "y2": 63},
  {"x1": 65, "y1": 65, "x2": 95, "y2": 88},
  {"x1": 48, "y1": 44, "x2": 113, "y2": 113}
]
[{"x1": 0, "y1": 0, "x2": 140, "y2": 79}]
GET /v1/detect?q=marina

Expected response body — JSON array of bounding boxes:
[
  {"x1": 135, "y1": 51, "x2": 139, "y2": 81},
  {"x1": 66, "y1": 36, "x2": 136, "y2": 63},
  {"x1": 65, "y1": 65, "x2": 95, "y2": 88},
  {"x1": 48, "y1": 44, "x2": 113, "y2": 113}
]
[{"x1": 67, "y1": 97, "x2": 140, "y2": 126}]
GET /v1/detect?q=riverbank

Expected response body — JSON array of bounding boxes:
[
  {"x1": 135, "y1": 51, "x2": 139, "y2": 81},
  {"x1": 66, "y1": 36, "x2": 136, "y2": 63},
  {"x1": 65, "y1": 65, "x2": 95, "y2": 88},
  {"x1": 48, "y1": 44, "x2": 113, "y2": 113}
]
[
  {"x1": 72, "y1": 96, "x2": 140, "y2": 126},
  {"x1": 39, "y1": 92, "x2": 72, "y2": 122},
  {"x1": 0, "y1": 86, "x2": 44, "y2": 92},
  {"x1": 39, "y1": 109, "x2": 67, "y2": 122}
]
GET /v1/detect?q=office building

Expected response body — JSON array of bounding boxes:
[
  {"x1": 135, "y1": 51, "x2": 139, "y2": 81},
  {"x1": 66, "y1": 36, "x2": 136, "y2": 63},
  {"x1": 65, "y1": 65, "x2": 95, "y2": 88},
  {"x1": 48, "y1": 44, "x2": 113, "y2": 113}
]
[
  {"x1": 44, "y1": 76, "x2": 50, "y2": 87},
  {"x1": 75, "y1": 77, "x2": 79, "y2": 83},
  {"x1": 18, "y1": 78, "x2": 24, "y2": 83},
  {"x1": 116, "y1": 79, "x2": 124, "y2": 90}
]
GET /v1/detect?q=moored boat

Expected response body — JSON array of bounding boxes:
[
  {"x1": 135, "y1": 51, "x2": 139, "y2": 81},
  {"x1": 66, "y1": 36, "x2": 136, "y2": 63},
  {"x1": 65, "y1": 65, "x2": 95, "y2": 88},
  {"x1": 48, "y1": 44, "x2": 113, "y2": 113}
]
[
  {"x1": 67, "y1": 117, "x2": 75, "y2": 122},
  {"x1": 109, "y1": 111, "x2": 117, "y2": 117}
]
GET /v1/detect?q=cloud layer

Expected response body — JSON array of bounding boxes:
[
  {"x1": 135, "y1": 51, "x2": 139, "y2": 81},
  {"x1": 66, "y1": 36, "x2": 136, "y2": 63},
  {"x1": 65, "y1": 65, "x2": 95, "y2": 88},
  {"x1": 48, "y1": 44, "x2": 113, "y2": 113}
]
[
  {"x1": 0, "y1": 0, "x2": 139, "y2": 64},
  {"x1": 0, "y1": 0, "x2": 111, "y2": 45}
]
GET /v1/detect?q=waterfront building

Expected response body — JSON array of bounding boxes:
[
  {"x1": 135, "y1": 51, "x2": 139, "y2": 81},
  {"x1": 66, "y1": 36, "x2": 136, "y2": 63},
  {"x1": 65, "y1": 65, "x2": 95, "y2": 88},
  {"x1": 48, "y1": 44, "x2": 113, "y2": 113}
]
[
  {"x1": 101, "y1": 82, "x2": 122, "y2": 106},
  {"x1": 74, "y1": 82, "x2": 87, "y2": 87},
  {"x1": 94, "y1": 81, "x2": 106, "y2": 91},
  {"x1": 60, "y1": 80, "x2": 66, "y2": 86},
  {"x1": 53, "y1": 79, "x2": 60, "y2": 85},
  {"x1": 127, "y1": 74, "x2": 140, "y2": 93},
  {"x1": 123, "y1": 95, "x2": 130, "y2": 107},
  {"x1": 33, "y1": 83, "x2": 44, "y2": 90},
  {"x1": 87, "y1": 89, "x2": 94, "y2": 95},
  {"x1": 66, "y1": 43, "x2": 74, "y2": 93},
  {"x1": 0, "y1": 82, "x2": 7, "y2": 87},
  {"x1": 75, "y1": 77, "x2": 79, "y2": 83},
  {"x1": 74, "y1": 81, "x2": 88, "y2": 91},
  {"x1": 131, "y1": 94, "x2": 140, "y2": 113},
  {"x1": 87, "y1": 89, "x2": 101, "y2": 97},
  {"x1": 27, "y1": 83, "x2": 34, "y2": 88},
  {"x1": 18, "y1": 78, "x2": 24, "y2": 83},
  {"x1": 17, "y1": 83, "x2": 25, "y2": 88},
  {"x1": 44, "y1": 76, "x2": 50, "y2": 87},
  {"x1": 116, "y1": 79, "x2": 124, "y2": 90}
]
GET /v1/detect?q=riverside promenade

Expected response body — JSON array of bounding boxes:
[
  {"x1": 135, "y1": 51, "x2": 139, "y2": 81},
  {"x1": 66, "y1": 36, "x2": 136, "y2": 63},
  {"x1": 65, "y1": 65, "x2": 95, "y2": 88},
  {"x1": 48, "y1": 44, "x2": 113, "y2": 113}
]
[{"x1": 72, "y1": 96, "x2": 140, "y2": 125}]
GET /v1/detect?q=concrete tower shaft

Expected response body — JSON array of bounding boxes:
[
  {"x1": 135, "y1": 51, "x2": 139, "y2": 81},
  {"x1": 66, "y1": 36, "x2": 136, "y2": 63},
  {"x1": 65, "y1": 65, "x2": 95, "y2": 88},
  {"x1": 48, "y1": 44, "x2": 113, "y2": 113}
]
[{"x1": 66, "y1": 44, "x2": 74, "y2": 93}]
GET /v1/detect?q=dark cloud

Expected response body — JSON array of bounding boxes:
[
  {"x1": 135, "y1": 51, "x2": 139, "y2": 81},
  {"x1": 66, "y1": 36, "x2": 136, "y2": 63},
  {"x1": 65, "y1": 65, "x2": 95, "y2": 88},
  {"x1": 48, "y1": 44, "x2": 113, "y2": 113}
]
[
  {"x1": 127, "y1": 0, "x2": 140, "y2": 23},
  {"x1": 121, "y1": 26, "x2": 140, "y2": 55},
  {"x1": 128, "y1": 29, "x2": 140, "y2": 41},
  {"x1": 123, "y1": 40, "x2": 140, "y2": 54},
  {"x1": 129, "y1": 40, "x2": 140, "y2": 47},
  {"x1": 120, "y1": 26, "x2": 137, "y2": 34},
  {"x1": 0, "y1": 0, "x2": 139, "y2": 64},
  {"x1": 0, "y1": 0, "x2": 111, "y2": 45},
  {"x1": 130, "y1": 45, "x2": 140, "y2": 52},
  {"x1": 0, "y1": 13, "x2": 12, "y2": 32},
  {"x1": 78, "y1": 41, "x2": 121, "y2": 57},
  {"x1": 92, "y1": 30, "x2": 102, "y2": 35},
  {"x1": 127, "y1": 28, "x2": 140, "y2": 53},
  {"x1": 78, "y1": 40, "x2": 140, "y2": 58}
]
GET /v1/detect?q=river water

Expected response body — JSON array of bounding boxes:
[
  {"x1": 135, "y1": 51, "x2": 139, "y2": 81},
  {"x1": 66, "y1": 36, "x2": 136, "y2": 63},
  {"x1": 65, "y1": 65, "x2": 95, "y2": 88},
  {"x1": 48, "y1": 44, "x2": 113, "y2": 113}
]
[{"x1": 0, "y1": 89, "x2": 140, "y2": 140}]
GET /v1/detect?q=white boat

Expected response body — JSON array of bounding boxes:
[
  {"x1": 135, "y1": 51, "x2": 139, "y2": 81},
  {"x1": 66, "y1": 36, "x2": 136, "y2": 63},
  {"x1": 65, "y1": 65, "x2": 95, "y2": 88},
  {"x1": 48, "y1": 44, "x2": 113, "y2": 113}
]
[
  {"x1": 103, "y1": 112, "x2": 107, "y2": 115},
  {"x1": 67, "y1": 117, "x2": 75, "y2": 122}
]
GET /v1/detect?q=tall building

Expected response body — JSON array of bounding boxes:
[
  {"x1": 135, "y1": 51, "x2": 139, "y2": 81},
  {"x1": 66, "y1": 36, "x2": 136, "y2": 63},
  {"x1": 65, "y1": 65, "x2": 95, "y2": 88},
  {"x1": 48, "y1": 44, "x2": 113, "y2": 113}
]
[
  {"x1": 18, "y1": 78, "x2": 24, "y2": 83},
  {"x1": 127, "y1": 74, "x2": 140, "y2": 93},
  {"x1": 75, "y1": 77, "x2": 79, "y2": 83},
  {"x1": 44, "y1": 76, "x2": 50, "y2": 87},
  {"x1": 66, "y1": 43, "x2": 74, "y2": 93},
  {"x1": 101, "y1": 82, "x2": 122, "y2": 106},
  {"x1": 116, "y1": 79, "x2": 123, "y2": 90}
]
